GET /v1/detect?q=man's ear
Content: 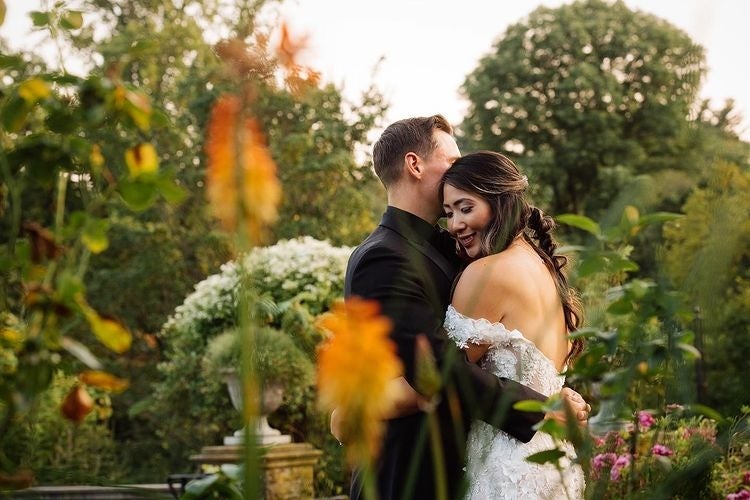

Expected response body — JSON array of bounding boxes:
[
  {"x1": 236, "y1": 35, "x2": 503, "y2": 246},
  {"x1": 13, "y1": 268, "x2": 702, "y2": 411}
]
[{"x1": 404, "y1": 152, "x2": 422, "y2": 179}]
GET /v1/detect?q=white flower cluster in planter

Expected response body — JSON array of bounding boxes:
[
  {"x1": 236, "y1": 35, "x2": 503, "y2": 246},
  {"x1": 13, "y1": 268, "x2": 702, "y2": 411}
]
[{"x1": 162, "y1": 236, "x2": 353, "y2": 341}]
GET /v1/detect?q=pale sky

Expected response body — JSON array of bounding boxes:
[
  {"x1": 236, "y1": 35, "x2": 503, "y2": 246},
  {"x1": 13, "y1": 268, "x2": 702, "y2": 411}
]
[{"x1": 3, "y1": 0, "x2": 749, "y2": 138}]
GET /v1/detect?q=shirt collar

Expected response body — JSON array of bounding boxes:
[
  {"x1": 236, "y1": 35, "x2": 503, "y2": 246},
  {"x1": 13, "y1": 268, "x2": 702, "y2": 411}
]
[{"x1": 381, "y1": 206, "x2": 439, "y2": 243}]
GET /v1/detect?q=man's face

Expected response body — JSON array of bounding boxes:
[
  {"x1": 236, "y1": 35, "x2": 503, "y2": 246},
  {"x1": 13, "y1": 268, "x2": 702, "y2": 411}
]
[{"x1": 420, "y1": 130, "x2": 460, "y2": 216}]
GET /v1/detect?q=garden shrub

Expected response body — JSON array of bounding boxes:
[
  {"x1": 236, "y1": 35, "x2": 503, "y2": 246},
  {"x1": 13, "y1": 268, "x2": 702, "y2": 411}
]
[
  {"x1": 2, "y1": 372, "x2": 121, "y2": 485},
  {"x1": 146, "y1": 236, "x2": 352, "y2": 495}
]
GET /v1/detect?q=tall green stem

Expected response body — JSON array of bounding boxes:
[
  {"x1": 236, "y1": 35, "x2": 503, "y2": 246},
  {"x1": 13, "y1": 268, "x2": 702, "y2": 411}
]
[
  {"x1": 0, "y1": 147, "x2": 21, "y2": 309},
  {"x1": 428, "y1": 412, "x2": 448, "y2": 500}
]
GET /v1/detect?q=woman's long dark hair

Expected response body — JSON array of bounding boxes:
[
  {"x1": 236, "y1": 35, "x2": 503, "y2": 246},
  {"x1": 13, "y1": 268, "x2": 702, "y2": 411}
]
[{"x1": 441, "y1": 151, "x2": 584, "y2": 365}]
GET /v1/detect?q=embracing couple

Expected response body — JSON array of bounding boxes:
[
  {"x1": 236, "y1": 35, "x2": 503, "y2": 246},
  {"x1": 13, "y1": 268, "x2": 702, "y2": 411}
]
[{"x1": 334, "y1": 115, "x2": 590, "y2": 499}]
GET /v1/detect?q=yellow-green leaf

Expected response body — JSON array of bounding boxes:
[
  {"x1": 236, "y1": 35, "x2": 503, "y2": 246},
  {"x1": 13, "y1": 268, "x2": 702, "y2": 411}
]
[
  {"x1": 0, "y1": 0, "x2": 6, "y2": 27},
  {"x1": 77, "y1": 295, "x2": 132, "y2": 353},
  {"x1": 90, "y1": 144, "x2": 104, "y2": 172},
  {"x1": 124, "y1": 89, "x2": 151, "y2": 131},
  {"x1": 125, "y1": 143, "x2": 159, "y2": 178},
  {"x1": 91, "y1": 316, "x2": 131, "y2": 353},
  {"x1": 82, "y1": 218, "x2": 109, "y2": 254},
  {"x1": 80, "y1": 370, "x2": 129, "y2": 392},
  {"x1": 60, "y1": 11, "x2": 83, "y2": 30},
  {"x1": 18, "y1": 78, "x2": 50, "y2": 104}
]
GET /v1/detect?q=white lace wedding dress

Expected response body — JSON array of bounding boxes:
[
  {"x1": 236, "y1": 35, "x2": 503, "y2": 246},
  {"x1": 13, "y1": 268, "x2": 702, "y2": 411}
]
[{"x1": 444, "y1": 305, "x2": 585, "y2": 499}]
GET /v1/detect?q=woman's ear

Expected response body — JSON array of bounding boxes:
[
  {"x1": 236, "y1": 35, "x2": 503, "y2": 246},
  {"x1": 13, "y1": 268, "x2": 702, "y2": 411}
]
[{"x1": 404, "y1": 152, "x2": 422, "y2": 179}]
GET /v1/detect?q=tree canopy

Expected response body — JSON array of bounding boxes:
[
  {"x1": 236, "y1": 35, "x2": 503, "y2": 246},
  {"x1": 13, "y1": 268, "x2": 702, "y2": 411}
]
[{"x1": 460, "y1": 0, "x2": 705, "y2": 215}]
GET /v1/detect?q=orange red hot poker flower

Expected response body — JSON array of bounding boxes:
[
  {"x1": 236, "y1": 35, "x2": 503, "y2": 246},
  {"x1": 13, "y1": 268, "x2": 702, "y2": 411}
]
[
  {"x1": 205, "y1": 94, "x2": 281, "y2": 243},
  {"x1": 316, "y1": 297, "x2": 403, "y2": 464}
]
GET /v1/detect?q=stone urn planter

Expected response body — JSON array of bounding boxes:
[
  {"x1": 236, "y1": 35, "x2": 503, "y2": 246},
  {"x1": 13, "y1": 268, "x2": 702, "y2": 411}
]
[{"x1": 221, "y1": 368, "x2": 291, "y2": 446}]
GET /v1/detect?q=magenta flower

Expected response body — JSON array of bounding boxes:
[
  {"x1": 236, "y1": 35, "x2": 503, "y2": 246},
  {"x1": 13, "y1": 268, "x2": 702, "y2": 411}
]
[
  {"x1": 592, "y1": 452, "x2": 617, "y2": 474},
  {"x1": 638, "y1": 410, "x2": 656, "y2": 429},
  {"x1": 651, "y1": 444, "x2": 674, "y2": 457},
  {"x1": 610, "y1": 454, "x2": 632, "y2": 481},
  {"x1": 726, "y1": 490, "x2": 750, "y2": 500}
]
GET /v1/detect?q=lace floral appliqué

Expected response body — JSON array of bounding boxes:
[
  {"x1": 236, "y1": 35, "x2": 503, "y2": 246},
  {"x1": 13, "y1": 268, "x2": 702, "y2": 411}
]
[{"x1": 444, "y1": 305, "x2": 585, "y2": 499}]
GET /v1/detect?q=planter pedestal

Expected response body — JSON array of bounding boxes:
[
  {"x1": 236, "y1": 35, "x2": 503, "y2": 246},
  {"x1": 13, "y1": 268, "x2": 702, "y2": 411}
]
[{"x1": 190, "y1": 443, "x2": 322, "y2": 499}]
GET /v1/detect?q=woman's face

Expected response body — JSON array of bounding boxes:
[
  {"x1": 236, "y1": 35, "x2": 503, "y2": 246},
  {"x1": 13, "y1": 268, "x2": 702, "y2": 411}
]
[{"x1": 443, "y1": 183, "x2": 493, "y2": 259}]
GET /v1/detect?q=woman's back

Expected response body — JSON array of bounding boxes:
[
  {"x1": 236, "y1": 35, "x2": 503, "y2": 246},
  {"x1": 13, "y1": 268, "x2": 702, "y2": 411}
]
[{"x1": 451, "y1": 237, "x2": 569, "y2": 371}]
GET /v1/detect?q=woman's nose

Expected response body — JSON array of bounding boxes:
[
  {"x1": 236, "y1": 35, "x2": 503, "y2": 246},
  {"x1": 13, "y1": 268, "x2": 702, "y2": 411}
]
[{"x1": 448, "y1": 216, "x2": 464, "y2": 233}]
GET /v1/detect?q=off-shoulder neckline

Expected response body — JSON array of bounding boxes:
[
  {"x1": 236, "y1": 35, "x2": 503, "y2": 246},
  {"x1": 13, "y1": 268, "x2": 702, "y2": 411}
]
[{"x1": 446, "y1": 305, "x2": 566, "y2": 374}]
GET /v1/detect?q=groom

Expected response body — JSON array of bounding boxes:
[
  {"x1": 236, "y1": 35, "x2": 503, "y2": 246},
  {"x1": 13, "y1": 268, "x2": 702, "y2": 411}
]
[{"x1": 343, "y1": 115, "x2": 589, "y2": 499}]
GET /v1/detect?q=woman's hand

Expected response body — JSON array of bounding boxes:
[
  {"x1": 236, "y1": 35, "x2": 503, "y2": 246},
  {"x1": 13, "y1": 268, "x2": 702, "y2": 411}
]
[{"x1": 330, "y1": 407, "x2": 345, "y2": 443}]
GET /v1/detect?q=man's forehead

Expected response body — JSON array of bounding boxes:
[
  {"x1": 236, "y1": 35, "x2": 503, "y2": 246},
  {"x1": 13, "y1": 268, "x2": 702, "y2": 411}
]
[{"x1": 434, "y1": 130, "x2": 460, "y2": 157}]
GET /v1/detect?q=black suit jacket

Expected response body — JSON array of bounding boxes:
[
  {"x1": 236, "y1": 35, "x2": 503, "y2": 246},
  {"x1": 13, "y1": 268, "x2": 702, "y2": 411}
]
[{"x1": 344, "y1": 207, "x2": 547, "y2": 500}]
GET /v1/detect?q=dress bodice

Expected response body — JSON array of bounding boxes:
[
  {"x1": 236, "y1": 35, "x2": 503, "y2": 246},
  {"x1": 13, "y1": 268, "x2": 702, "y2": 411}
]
[
  {"x1": 443, "y1": 305, "x2": 585, "y2": 499},
  {"x1": 444, "y1": 305, "x2": 565, "y2": 397}
]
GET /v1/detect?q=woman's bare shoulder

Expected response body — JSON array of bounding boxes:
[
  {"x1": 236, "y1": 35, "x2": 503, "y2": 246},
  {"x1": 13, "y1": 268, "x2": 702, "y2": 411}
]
[{"x1": 453, "y1": 253, "x2": 527, "y2": 315}]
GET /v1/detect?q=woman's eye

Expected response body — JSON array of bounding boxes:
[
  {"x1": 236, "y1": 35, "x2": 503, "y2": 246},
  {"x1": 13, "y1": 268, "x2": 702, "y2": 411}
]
[
  {"x1": 445, "y1": 212, "x2": 453, "y2": 218},
  {"x1": 461, "y1": 207, "x2": 473, "y2": 214}
]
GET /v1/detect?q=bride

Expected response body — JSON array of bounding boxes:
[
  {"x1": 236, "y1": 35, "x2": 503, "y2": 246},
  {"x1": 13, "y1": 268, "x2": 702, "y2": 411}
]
[{"x1": 439, "y1": 151, "x2": 585, "y2": 498}]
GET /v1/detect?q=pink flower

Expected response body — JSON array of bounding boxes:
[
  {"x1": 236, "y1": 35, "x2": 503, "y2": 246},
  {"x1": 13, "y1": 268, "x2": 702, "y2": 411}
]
[
  {"x1": 592, "y1": 452, "x2": 617, "y2": 473},
  {"x1": 610, "y1": 454, "x2": 632, "y2": 481},
  {"x1": 651, "y1": 444, "x2": 674, "y2": 457},
  {"x1": 726, "y1": 490, "x2": 750, "y2": 500},
  {"x1": 638, "y1": 410, "x2": 656, "y2": 429}
]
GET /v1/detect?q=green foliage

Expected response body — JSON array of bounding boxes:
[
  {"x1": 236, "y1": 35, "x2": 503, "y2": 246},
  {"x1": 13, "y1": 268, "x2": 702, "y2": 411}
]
[
  {"x1": 202, "y1": 327, "x2": 314, "y2": 392},
  {"x1": 558, "y1": 207, "x2": 698, "y2": 416},
  {"x1": 460, "y1": 0, "x2": 705, "y2": 215},
  {"x1": 1, "y1": 0, "x2": 383, "y2": 485},
  {"x1": 710, "y1": 408, "x2": 750, "y2": 498},
  {"x1": 662, "y1": 163, "x2": 750, "y2": 415},
  {"x1": 147, "y1": 237, "x2": 351, "y2": 495},
  {"x1": 1, "y1": 372, "x2": 121, "y2": 485},
  {"x1": 531, "y1": 208, "x2": 744, "y2": 497},
  {"x1": 589, "y1": 409, "x2": 719, "y2": 498},
  {"x1": 0, "y1": 3, "x2": 191, "y2": 480},
  {"x1": 257, "y1": 82, "x2": 386, "y2": 246}
]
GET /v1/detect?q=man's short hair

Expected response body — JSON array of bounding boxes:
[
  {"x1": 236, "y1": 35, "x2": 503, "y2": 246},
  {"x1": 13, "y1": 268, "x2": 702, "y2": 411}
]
[{"x1": 372, "y1": 114, "x2": 453, "y2": 189}]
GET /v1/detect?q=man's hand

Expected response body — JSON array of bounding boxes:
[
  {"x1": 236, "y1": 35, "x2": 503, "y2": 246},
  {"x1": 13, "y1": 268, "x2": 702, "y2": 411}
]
[{"x1": 546, "y1": 387, "x2": 591, "y2": 426}]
